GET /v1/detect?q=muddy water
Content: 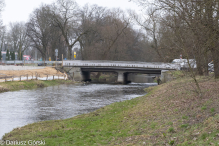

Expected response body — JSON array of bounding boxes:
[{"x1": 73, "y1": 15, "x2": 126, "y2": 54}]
[{"x1": 0, "y1": 83, "x2": 157, "y2": 139}]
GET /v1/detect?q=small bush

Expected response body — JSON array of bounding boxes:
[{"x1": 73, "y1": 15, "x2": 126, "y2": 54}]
[
  {"x1": 169, "y1": 140, "x2": 174, "y2": 145},
  {"x1": 201, "y1": 106, "x2": 207, "y2": 110},
  {"x1": 168, "y1": 127, "x2": 174, "y2": 133},
  {"x1": 181, "y1": 124, "x2": 189, "y2": 128},
  {"x1": 211, "y1": 108, "x2": 215, "y2": 113},
  {"x1": 182, "y1": 115, "x2": 188, "y2": 119}
]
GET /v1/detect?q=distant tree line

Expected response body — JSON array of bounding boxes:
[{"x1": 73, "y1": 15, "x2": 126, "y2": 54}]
[{"x1": 0, "y1": 0, "x2": 160, "y2": 63}]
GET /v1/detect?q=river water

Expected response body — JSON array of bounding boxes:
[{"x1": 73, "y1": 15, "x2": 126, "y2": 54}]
[{"x1": 0, "y1": 83, "x2": 157, "y2": 139}]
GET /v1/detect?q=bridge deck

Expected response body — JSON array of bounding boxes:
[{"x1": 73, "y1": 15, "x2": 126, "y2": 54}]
[{"x1": 63, "y1": 60, "x2": 179, "y2": 70}]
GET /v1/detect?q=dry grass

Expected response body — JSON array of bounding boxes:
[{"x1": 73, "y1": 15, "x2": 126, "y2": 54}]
[
  {"x1": 0, "y1": 67, "x2": 63, "y2": 77},
  {"x1": 117, "y1": 76, "x2": 219, "y2": 145}
]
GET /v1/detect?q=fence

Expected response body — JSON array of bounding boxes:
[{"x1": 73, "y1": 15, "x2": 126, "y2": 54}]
[{"x1": 0, "y1": 73, "x2": 67, "y2": 83}]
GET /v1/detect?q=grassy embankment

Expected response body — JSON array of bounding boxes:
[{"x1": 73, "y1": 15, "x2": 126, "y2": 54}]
[
  {"x1": 3, "y1": 72, "x2": 219, "y2": 145},
  {"x1": 0, "y1": 80, "x2": 74, "y2": 93}
]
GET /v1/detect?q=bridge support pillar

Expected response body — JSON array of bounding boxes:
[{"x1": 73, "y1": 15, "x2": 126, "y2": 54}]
[{"x1": 117, "y1": 71, "x2": 128, "y2": 84}]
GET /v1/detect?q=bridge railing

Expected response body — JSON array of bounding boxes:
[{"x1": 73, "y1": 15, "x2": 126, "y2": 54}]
[
  {"x1": 63, "y1": 60, "x2": 180, "y2": 70},
  {"x1": 63, "y1": 60, "x2": 166, "y2": 64},
  {"x1": 0, "y1": 60, "x2": 62, "y2": 64}
]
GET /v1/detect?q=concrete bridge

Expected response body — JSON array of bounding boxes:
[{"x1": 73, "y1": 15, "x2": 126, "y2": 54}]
[{"x1": 63, "y1": 60, "x2": 179, "y2": 84}]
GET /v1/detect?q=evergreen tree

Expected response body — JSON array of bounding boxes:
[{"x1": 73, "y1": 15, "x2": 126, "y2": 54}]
[
  {"x1": 11, "y1": 51, "x2": 15, "y2": 60},
  {"x1": 6, "y1": 49, "x2": 9, "y2": 60}
]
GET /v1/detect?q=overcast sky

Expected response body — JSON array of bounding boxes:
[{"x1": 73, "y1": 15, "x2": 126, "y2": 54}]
[{"x1": 1, "y1": 0, "x2": 141, "y2": 27}]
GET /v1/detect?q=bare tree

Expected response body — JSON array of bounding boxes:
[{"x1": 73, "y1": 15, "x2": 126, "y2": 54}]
[
  {"x1": 0, "y1": 0, "x2": 5, "y2": 53},
  {"x1": 7, "y1": 22, "x2": 29, "y2": 59},
  {"x1": 79, "y1": 6, "x2": 134, "y2": 61},
  {"x1": 133, "y1": 0, "x2": 219, "y2": 79},
  {"x1": 0, "y1": 26, "x2": 5, "y2": 51},
  {"x1": 26, "y1": 4, "x2": 52, "y2": 61},
  {"x1": 129, "y1": 8, "x2": 163, "y2": 60},
  {"x1": 51, "y1": 0, "x2": 84, "y2": 60}
]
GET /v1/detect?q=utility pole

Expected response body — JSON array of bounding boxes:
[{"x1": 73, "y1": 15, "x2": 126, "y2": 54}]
[{"x1": 55, "y1": 49, "x2": 58, "y2": 68}]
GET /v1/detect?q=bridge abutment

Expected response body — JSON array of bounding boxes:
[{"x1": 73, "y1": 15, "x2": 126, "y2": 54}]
[
  {"x1": 161, "y1": 70, "x2": 174, "y2": 83},
  {"x1": 63, "y1": 67, "x2": 83, "y2": 81}
]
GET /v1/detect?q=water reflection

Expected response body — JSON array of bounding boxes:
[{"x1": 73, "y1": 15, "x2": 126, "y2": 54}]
[{"x1": 0, "y1": 83, "x2": 157, "y2": 139}]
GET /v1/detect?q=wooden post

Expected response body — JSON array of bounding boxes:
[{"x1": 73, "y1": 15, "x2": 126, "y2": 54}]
[
  {"x1": 32, "y1": 73, "x2": 33, "y2": 80},
  {"x1": 73, "y1": 72, "x2": 74, "y2": 81},
  {"x1": 36, "y1": 73, "x2": 37, "y2": 80},
  {"x1": 20, "y1": 75, "x2": 21, "y2": 81},
  {"x1": 12, "y1": 75, "x2": 14, "y2": 82},
  {"x1": 53, "y1": 75, "x2": 54, "y2": 80},
  {"x1": 27, "y1": 74, "x2": 28, "y2": 81},
  {"x1": 62, "y1": 54, "x2": 63, "y2": 67},
  {"x1": 47, "y1": 75, "x2": 48, "y2": 80},
  {"x1": 5, "y1": 76, "x2": 6, "y2": 82}
]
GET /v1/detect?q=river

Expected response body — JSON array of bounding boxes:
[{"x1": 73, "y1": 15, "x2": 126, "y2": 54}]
[{"x1": 0, "y1": 83, "x2": 157, "y2": 139}]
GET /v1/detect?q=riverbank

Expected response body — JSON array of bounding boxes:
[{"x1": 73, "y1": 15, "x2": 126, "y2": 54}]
[
  {"x1": 2, "y1": 75, "x2": 219, "y2": 145},
  {"x1": 0, "y1": 80, "x2": 74, "y2": 93}
]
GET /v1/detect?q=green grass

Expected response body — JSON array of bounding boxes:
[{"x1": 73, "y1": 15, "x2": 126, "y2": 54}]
[
  {"x1": 182, "y1": 115, "x2": 188, "y2": 119},
  {"x1": 3, "y1": 98, "x2": 140, "y2": 145},
  {"x1": 0, "y1": 80, "x2": 74, "y2": 93}
]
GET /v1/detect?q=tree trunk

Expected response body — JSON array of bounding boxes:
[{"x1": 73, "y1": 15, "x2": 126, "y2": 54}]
[
  {"x1": 204, "y1": 51, "x2": 209, "y2": 76},
  {"x1": 68, "y1": 45, "x2": 72, "y2": 60},
  {"x1": 95, "y1": 72, "x2": 101, "y2": 79},
  {"x1": 211, "y1": 48, "x2": 219, "y2": 78},
  {"x1": 196, "y1": 58, "x2": 203, "y2": 76}
]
